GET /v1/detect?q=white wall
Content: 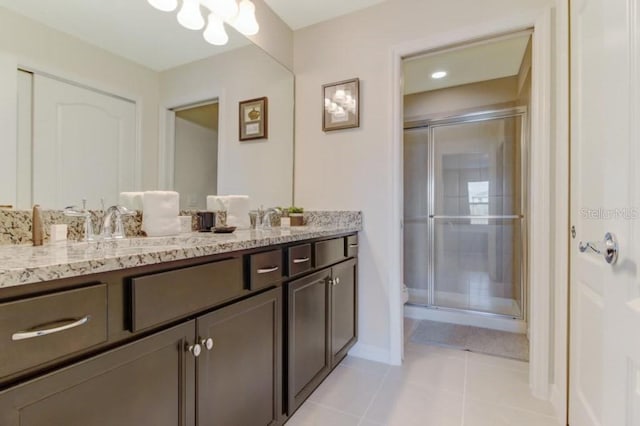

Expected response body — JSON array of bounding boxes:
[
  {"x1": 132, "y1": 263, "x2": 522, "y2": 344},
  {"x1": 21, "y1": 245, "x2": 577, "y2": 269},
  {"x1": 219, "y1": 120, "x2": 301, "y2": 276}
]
[
  {"x1": 0, "y1": 7, "x2": 160, "y2": 207},
  {"x1": 174, "y1": 117, "x2": 218, "y2": 210},
  {"x1": 160, "y1": 45, "x2": 294, "y2": 210},
  {"x1": 294, "y1": 0, "x2": 554, "y2": 363},
  {"x1": 247, "y1": 0, "x2": 294, "y2": 70}
]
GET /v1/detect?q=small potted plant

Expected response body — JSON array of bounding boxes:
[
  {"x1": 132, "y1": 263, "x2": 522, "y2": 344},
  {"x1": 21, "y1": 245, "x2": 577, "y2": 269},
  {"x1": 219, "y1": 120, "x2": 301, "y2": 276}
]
[{"x1": 288, "y1": 206, "x2": 304, "y2": 226}]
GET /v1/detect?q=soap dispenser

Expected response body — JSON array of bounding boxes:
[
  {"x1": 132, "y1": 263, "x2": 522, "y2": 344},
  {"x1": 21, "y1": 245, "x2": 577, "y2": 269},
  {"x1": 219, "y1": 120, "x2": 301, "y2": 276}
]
[{"x1": 32, "y1": 204, "x2": 44, "y2": 246}]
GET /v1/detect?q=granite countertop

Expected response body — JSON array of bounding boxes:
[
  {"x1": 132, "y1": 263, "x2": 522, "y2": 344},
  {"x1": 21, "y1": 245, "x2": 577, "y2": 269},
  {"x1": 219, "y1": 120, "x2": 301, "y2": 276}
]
[{"x1": 0, "y1": 225, "x2": 361, "y2": 289}]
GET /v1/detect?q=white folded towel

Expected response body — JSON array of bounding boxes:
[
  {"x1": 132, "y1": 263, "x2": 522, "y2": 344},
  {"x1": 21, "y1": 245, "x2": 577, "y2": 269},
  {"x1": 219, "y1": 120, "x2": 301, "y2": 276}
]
[
  {"x1": 119, "y1": 192, "x2": 144, "y2": 211},
  {"x1": 207, "y1": 195, "x2": 250, "y2": 228},
  {"x1": 142, "y1": 191, "x2": 180, "y2": 236}
]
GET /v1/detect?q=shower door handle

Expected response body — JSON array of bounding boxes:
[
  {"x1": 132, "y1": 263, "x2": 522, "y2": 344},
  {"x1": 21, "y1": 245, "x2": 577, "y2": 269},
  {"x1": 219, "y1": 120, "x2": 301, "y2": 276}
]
[{"x1": 428, "y1": 215, "x2": 524, "y2": 220}]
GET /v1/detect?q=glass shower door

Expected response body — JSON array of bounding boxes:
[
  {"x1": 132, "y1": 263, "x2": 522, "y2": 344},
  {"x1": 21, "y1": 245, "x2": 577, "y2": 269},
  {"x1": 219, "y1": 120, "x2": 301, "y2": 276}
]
[{"x1": 430, "y1": 114, "x2": 525, "y2": 318}]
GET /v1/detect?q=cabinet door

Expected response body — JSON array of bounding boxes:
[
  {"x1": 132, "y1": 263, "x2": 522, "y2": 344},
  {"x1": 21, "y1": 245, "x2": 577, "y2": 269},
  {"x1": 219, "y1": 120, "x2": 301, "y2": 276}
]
[
  {"x1": 331, "y1": 259, "x2": 358, "y2": 366},
  {"x1": 196, "y1": 287, "x2": 282, "y2": 426},
  {"x1": 0, "y1": 321, "x2": 196, "y2": 426},
  {"x1": 287, "y1": 269, "x2": 331, "y2": 413}
]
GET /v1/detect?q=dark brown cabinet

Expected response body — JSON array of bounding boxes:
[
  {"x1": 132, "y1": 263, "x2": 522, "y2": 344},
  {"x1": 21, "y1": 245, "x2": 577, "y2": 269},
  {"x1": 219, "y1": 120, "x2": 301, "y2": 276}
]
[
  {"x1": 330, "y1": 258, "x2": 358, "y2": 366},
  {"x1": 197, "y1": 287, "x2": 282, "y2": 426},
  {"x1": 286, "y1": 257, "x2": 358, "y2": 415},
  {"x1": 0, "y1": 321, "x2": 196, "y2": 426},
  {"x1": 0, "y1": 232, "x2": 357, "y2": 426},
  {"x1": 0, "y1": 288, "x2": 283, "y2": 426},
  {"x1": 287, "y1": 269, "x2": 332, "y2": 412}
]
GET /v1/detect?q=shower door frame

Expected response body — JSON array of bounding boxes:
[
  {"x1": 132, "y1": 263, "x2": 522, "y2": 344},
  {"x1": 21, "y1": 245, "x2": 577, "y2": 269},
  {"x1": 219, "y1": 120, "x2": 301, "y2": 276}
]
[{"x1": 405, "y1": 106, "x2": 528, "y2": 321}]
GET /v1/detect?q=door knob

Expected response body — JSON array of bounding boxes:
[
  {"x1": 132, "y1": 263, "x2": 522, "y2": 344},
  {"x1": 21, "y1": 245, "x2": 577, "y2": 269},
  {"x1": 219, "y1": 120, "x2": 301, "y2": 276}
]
[
  {"x1": 187, "y1": 343, "x2": 202, "y2": 357},
  {"x1": 201, "y1": 338, "x2": 214, "y2": 351},
  {"x1": 579, "y1": 232, "x2": 618, "y2": 265}
]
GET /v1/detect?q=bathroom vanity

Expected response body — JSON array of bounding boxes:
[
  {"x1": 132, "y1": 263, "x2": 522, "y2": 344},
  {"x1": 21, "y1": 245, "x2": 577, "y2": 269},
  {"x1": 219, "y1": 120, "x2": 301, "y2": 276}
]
[{"x1": 0, "y1": 224, "x2": 359, "y2": 425}]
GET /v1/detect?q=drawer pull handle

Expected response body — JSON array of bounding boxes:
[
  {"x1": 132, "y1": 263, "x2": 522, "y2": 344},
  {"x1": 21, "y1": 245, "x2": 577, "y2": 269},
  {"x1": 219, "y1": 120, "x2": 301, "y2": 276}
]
[
  {"x1": 257, "y1": 266, "x2": 279, "y2": 274},
  {"x1": 292, "y1": 257, "x2": 310, "y2": 264},
  {"x1": 11, "y1": 315, "x2": 91, "y2": 341},
  {"x1": 349, "y1": 244, "x2": 359, "y2": 248}
]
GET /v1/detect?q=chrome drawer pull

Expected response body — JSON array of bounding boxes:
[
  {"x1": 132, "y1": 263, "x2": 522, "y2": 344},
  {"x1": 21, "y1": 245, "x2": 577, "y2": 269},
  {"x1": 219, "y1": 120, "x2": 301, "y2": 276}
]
[
  {"x1": 12, "y1": 315, "x2": 91, "y2": 341},
  {"x1": 349, "y1": 244, "x2": 359, "y2": 248},
  {"x1": 292, "y1": 257, "x2": 310, "y2": 264},
  {"x1": 257, "y1": 266, "x2": 279, "y2": 274}
]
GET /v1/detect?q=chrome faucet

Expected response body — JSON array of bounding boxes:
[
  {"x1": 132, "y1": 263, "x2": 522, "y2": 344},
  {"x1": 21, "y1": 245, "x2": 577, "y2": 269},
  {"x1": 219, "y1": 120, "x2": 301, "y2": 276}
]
[
  {"x1": 99, "y1": 205, "x2": 135, "y2": 240},
  {"x1": 64, "y1": 199, "x2": 95, "y2": 242},
  {"x1": 261, "y1": 207, "x2": 281, "y2": 229}
]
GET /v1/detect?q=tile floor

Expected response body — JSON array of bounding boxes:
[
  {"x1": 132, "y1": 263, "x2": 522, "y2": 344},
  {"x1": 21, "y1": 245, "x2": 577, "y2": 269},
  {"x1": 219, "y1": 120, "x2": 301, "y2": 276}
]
[{"x1": 287, "y1": 320, "x2": 558, "y2": 425}]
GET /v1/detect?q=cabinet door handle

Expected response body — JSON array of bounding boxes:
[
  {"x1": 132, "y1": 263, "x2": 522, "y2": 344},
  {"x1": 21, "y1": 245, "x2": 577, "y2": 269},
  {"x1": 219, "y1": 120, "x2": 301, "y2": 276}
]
[
  {"x1": 11, "y1": 315, "x2": 91, "y2": 341},
  {"x1": 201, "y1": 338, "x2": 214, "y2": 351},
  {"x1": 188, "y1": 343, "x2": 202, "y2": 357},
  {"x1": 292, "y1": 257, "x2": 310, "y2": 264},
  {"x1": 257, "y1": 266, "x2": 279, "y2": 274},
  {"x1": 349, "y1": 244, "x2": 359, "y2": 248},
  {"x1": 335, "y1": 277, "x2": 341, "y2": 286}
]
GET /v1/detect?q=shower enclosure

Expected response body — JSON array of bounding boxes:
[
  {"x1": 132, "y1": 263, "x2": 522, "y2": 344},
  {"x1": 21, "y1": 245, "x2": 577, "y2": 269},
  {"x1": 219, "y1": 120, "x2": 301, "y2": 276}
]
[{"x1": 403, "y1": 108, "x2": 527, "y2": 319}]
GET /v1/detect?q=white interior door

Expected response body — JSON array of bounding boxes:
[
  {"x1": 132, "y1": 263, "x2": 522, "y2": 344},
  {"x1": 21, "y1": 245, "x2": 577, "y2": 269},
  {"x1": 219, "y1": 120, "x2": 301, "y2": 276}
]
[
  {"x1": 570, "y1": 0, "x2": 640, "y2": 424},
  {"x1": 31, "y1": 74, "x2": 137, "y2": 209}
]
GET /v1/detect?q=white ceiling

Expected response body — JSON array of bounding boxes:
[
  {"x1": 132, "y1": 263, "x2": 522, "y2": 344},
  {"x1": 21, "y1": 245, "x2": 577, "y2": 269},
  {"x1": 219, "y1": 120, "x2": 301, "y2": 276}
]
[
  {"x1": 0, "y1": 0, "x2": 251, "y2": 71},
  {"x1": 264, "y1": 0, "x2": 387, "y2": 30},
  {"x1": 403, "y1": 34, "x2": 531, "y2": 95}
]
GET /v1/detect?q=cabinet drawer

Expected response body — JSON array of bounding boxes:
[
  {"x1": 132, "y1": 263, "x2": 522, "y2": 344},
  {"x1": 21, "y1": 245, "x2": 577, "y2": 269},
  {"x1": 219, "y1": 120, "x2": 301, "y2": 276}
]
[
  {"x1": 288, "y1": 244, "x2": 312, "y2": 277},
  {"x1": 131, "y1": 258, "x2": 243, "y2": 331},
  {"x1": 248, "y1": 249, "x2": 283, "y2": 291},
  {"x1": 346, "y1": 234, "x2": 359, "y2": 258},
  {"x1": 0, "y1": 284, "x2": 107, "y2": 380},
  {"x1": 314, "y1": 237, "x2": 346, "y2": 269}
]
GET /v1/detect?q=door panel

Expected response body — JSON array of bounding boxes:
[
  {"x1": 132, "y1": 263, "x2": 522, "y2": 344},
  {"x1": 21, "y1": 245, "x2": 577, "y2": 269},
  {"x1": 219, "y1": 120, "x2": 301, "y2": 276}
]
[
  {"x1": 287, "y1": 269, "x2": 331, "y2": 413},
  {"x1": 0, "y1": 321, "x2": 195, "y2": 426},
  {"x1": 570, "y1": 0, "x2": 640, "y2": 423},
  {"x1": 196, "y1": 287, "x2": 281, "y2": 426},
  {"x1": 331, "y1": 258, "x2": 357, "y2": 366},
  {"x1": 32, "y1": 74, "x2": 137, "y2": 209}
]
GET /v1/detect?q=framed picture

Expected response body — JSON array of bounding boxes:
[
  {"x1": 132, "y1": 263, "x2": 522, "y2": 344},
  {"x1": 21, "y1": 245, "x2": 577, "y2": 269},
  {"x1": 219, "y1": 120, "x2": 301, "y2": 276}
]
[
  {"x1": 239, "y1": 97, "x2": 268, "y2": 141},
  {"x1": 322, "y1": 78, "x2": 360, "y2": 131}
]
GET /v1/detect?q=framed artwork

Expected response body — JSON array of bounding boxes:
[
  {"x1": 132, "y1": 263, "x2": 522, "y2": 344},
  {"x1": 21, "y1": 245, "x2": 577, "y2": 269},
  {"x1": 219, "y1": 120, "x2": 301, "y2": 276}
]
[
  {"x1": 322, "y1": 78, "x2": 359, "y2": 131},
  {"x1": 239, "y1": 97, "x2": 268, "y2": 141}
]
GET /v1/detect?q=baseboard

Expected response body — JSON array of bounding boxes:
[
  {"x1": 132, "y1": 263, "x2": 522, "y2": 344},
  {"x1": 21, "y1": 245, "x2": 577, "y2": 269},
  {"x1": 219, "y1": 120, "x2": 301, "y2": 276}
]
[
  {"x1": 550, "y1": 384, "x2": 567, "y2": 425},
  {"x1": 404, "y1": 304, "x2": 527, "y2": 334},
  {"x1": 348, "y1": 342, "x2": 392, "y2": 365}
]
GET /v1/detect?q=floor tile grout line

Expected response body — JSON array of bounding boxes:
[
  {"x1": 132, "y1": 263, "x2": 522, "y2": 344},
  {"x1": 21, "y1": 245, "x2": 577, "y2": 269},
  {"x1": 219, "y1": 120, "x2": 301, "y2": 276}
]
[
  {"x1": 461, "y1": 351, "x2": 469, "y2": 426},
  {"x1": 463, "y1": 395, "x2": 557, "y2": 418},
  {"x1": 356, "y1": 366, "x2": 391, "y2": 426},
  {"x1": 305, "y1": 400, "x2": 363, "y2": 421}
]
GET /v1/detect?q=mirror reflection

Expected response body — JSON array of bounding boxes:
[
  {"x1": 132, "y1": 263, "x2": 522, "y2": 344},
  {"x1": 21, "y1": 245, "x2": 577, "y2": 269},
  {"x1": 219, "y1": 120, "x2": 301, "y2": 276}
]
[{"x1": 0, "y1": 0, "x2": 294, "y2": 210}]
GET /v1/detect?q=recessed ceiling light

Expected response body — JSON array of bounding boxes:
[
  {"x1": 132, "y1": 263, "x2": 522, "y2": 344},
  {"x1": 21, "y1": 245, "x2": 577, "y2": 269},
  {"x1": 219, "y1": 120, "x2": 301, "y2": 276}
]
[{"x1": 431, "y1": 71, "x2": 447, "y2": 79}]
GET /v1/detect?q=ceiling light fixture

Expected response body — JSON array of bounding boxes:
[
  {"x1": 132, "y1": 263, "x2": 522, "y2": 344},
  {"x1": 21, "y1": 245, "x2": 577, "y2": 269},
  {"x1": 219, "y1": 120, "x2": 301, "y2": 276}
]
[
  {"x1": 431, "y1": 71, "x2": 447, "y2": 79},
  {"x1": 147, "y1": 0, "x2": 259, "y2": 46}
]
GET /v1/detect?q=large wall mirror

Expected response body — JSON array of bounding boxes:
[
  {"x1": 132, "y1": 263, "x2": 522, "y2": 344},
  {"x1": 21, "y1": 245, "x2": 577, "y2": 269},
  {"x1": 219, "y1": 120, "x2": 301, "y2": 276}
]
[{"x1": 0, "y1": 0, "x2": 294, "y2": 211}]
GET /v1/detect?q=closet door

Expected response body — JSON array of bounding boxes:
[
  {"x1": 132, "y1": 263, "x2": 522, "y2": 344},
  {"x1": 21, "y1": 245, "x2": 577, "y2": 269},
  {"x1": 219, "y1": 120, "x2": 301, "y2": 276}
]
[{"x1": 31, "y1": 74, "x2": 137, "y2": 209}]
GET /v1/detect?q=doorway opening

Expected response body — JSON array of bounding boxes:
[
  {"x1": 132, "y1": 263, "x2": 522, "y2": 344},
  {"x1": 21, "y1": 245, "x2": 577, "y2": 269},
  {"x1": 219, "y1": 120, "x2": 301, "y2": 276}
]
[
  {"x1": 402, "y1": 31, "x2": 532, "y2": 358},
  {"x1": 171, "y1": 100, "x2": 219, "y2": 210}
]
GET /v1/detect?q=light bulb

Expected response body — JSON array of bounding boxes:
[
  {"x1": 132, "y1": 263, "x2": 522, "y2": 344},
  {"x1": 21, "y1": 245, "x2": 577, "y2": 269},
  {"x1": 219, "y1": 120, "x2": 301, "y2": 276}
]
[
  {"x1": 203, "y1": 13, "x2": 229, "y2": 45},
  {"x1": 148, "y1": 0, "x2": 178, "y2": 12},
  {"x1": 202, "y1": 0, "x2": 239, "y2": 20},
  {"x1": 177, "y1": 0, "x2": 205, "y2": 30},
  {"x1": 231, "y1": 0, "x2": 259, "y2": 36}
]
